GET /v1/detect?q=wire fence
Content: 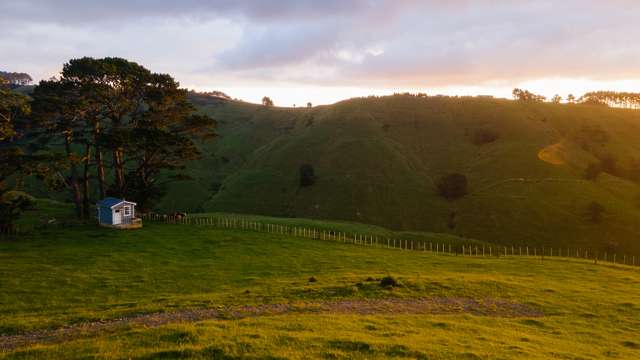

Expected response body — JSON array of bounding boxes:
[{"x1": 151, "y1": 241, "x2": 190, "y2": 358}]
[
  {"x1": 0, "y1": 224, "x2": 22, "y2": 236},
  {"x1": 140, "y1": 213, "x2": 640, "y2": 268},
  {"x1": 0, "y1": 222, "x2": 72, "y2": 237}
]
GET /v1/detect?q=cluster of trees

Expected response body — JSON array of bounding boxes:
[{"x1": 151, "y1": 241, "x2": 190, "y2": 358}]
[
  {"x1": 0, "y1": 77, "x2": 47, "y2": 226},
  {"x1": 392, "y1": 92, "x2": 428, "y2": 98},
  {"x1": 262, "y1": 96, "x2": 274, "y2": 107},
  {"x1": 189, "y1": 90, "x2": 231, "y2": 100},
  {"x1": 0, "y1": 57, "x2": 217, "y2": 225},
  {"x1": 578, "y1": 91, "x2": 640, "y2": 109},
  {"x1": 513, "y1": 88, "x2": 640, "y2": 108},
  {"x1": 0, "y1": 71, "x2": 33, "y2": 88},
  {"x1": 512, "y1": 88, "x2": 547, "y2": 102}
]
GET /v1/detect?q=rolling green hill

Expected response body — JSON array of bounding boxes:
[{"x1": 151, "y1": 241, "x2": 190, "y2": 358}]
[{"x1": 157, "y1": 94, "x2": 640, "y2": 255}]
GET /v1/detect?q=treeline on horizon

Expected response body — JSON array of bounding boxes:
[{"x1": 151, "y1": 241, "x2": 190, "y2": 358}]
[
  {"x1": 387, "y1": 89, "x2": 640, "y2": 110},
  {"x1": 0, "y1": 71, "x2": 32, "y2": 88},
  {"x1": 511, "y1": 88, "x2": 640, "y2": 109}
]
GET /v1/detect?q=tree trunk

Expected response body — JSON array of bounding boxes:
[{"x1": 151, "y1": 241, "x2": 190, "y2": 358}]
[
  {"x1": 82, "y1": 143, "x2": 91, "y2": 218},
  {"x1": 113, "y1": 149, "x2": 125, "y2": 196},
  {"x1": 94, "y1": 121, "x2": 106, "y2": 199},
  {"x1": 65, "y1": 131, "x2": 83, "y2": 218},
  {"x1": 112, "y1": 118, "x2": 125, "y2": 197}
]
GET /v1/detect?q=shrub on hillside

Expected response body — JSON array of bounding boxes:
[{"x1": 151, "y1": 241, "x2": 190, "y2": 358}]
[
  {"x1": 380, "y1": 276, "x2": 398, "y2": 287},
  {"x1": 299, "y1": 164, "x2": 316, "y2": 187},
  {"x1": 586, "y1": 201, "x2": 605, "y2": 223},
  {"x1": 598, "y1": 154, "x2": 618, "y2": 175},
  {"x1": 573, "y1": 125, "x2": 609, "y2": 151},
  {"x1": 584, "y1": 162, "x2": 602, "y2": 180},
  {"x1": 584, "y1": 155, "x2": 619, "y2": 180},
  {"x1": 437, "y1": 174, "x2": 468, "y2": 200},
  {"x1": 0, "y1": 191, "x2": 36, "y2": 226},
  {"x1": 471, "y1": 128, "x2": 499, "y2": 145}
]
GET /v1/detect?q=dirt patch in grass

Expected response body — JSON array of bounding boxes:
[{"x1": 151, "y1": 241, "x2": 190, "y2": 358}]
[{"x1": 0, "y1": 297, "x2": 542, "y2": 351}]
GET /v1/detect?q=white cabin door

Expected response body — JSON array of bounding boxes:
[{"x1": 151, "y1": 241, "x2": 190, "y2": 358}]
[{"x1": 113, "y1": 210, "x2": 122, "y2": 225}]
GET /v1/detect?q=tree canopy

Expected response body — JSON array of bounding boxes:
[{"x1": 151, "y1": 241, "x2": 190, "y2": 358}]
[
  {"x1": 0, "y1": 78, "x2": 37, "y2": 225},
  {"x1": 0, "y1": 71, "x2": 33, "y2": 88},
  {"x1": 30, "y1": 57, "x2": 217, "y2": 217},
  {"x1": 512, "y1": 88, "x2": 546, "y2": 102},
  {"x1": 578, "y1": 91, "x2": 640, "y2": 109},
  {"x1": 262, "y1": 96, "x2": 274, "y2": 107}
]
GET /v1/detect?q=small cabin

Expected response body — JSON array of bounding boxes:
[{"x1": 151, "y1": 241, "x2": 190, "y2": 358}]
[{"x1": 97, "y1": 197, "x2": 142, "y2": 229}]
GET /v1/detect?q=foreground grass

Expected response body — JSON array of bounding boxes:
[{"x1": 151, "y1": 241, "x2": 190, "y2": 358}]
[{"x1": 1, "y1": 223, "x2": 639, "y2": 359}]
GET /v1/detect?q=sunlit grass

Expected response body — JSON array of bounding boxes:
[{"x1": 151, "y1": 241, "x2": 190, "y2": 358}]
[{"x1": 1, "y1": 221, "x2": 639, "y2": 358}]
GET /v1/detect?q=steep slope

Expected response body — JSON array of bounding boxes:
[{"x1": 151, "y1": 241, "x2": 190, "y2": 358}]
[{"x1": 160, "y1": 94, "x2": 640, "y2": 254}]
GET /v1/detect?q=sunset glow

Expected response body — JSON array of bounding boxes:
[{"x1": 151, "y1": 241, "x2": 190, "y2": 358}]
[{"x1": 2, "y1": 1, "x2": 639, "y2": 104}]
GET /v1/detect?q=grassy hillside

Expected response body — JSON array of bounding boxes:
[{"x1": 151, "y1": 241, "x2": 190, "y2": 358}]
[
  {"x1": 1, "y1": 218, "x2": 639, "y2": 359},
  {"x1": 157, "y1": 94, "x2": 640, "y2": 255}
]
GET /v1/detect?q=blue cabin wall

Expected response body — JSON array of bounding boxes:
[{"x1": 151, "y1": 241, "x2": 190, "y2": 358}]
[{"x1": 99, "y1": 206, "x2": 113, "y2": 224}]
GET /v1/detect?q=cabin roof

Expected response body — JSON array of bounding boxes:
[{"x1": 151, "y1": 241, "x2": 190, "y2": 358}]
[{"x1": 97, "y1": 197, "x2": 137, "y2": 208}]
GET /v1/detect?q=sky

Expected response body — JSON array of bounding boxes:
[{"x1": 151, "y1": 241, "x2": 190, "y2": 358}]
[{"x1": 1, "y1": 0, "x2": 640, "y2": 105}]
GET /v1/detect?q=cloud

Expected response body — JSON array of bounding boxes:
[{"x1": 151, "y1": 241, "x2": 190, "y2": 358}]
[
  {"x1": 1, "y1": 0, "x2": 639, "y2": 102},
  {"x1": 0, "y1": 0, "x2": 371, "y2": 24}
]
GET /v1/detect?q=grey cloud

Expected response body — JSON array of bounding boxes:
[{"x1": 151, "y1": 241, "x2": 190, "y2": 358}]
[
  {"x1": 0, "y1": 0, "x2": 372, "y2": 25},
  {"x1": 214, "y1": 1, "x2": 640, "y2": 85},
  {"x1": 1, "y1": 0, "x2": 639, "y2": 90}
]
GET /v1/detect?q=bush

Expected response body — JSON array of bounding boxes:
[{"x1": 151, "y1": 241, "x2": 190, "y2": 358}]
[
  {"x1": 584, "y1": 162, "x2": 602, "y2": 180},
  {"x1": 299, "y1": 164, "x2": 316, "y2": 187},
  {"x1": 380, "y1": 276, "x2": 398, "y2": 287},
  {"x1": 0, "y1": 191, "x2": 36, "y2": 226},
  {"x1": 586, "y1": 201, "x2": 605, "y2": 223},
  {"x1": 2, "y1": 191, "x2": 36, "y2": 209},
  {"x1": 437, "y1": 174, "x2": 468, "y2": 200},
  {"x1": 598, "y1": 154, "x2": 618, "y2": 175},
  {"x1": 471, "y1": 128, "x2": 499, "y2": 145}
]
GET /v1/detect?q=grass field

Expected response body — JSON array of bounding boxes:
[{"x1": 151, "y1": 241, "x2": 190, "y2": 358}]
[{"x1": 1, "y1": 218, "x2": 639, "y2": 359}]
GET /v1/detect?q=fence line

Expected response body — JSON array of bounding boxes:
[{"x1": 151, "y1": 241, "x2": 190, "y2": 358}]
[
  {"x1": 140, "y1": 213, "x2": 639, "y2": 268},
  {"x1": 0, "y1": 224, "x2": 20, "y2": 236}
]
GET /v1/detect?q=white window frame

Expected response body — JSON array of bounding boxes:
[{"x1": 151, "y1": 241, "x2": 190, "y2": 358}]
[{"x1": 123, "y1": 206, "x2": 131, "y2": 216}]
